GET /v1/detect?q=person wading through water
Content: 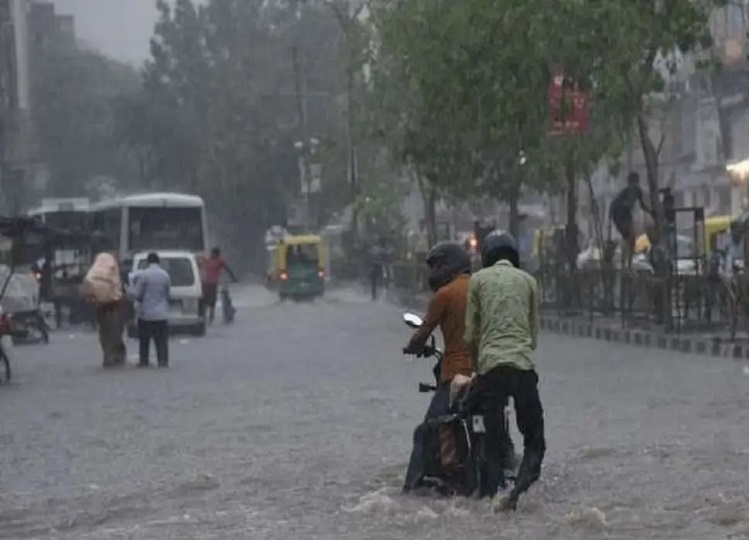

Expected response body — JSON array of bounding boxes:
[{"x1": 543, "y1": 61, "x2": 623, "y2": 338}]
[
  {"x1": 82, "y1": 252, "x2": 126, "y2": 367},
  {"x1": 609, "y1": 172, "x2": 653, "y2": 268},
  {"x1": 200, "y1": 247, "x2": 237, "y2": 324},
  {"x1": 464, "y1": 231, "x2": 545, "y2": 511},
  {"x1": 132, "y1": 252, "x2": 171, "y2": 368}
]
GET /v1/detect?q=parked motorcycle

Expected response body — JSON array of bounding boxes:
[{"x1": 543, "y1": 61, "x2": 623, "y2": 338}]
[
  {"x1": 401, "y1": 311, "x2": 516, "y2": 497},
  {"x1": 221, "y1": 284, "x2": 236, "y2": 324},
  {"x1": 11, "y1": 307, "x2": 50, "y2": 345},
  {"x1": 0, "y1": 311, "x2": 27, "y2": 383}
]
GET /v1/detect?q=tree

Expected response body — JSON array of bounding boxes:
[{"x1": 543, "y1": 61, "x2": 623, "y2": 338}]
[
  {"x1": 569, "y1": 0, "x2": 724, "y2": 242},
  {"x1": 369, "y1": 0, "x2": 723, "y2": 249},
  {"x1": 370, "y1": 0, "x2": 574, "y2": 237},
  {"x1": 118, "y1": 0, "x2": 353, "y2": 270},
  {"x1": 31, "y1": 36, "x2": 141, "y2": 198}
]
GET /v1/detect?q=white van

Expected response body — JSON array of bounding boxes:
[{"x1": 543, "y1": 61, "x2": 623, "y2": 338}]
[{"x1": 129, "y1": 250, "x2": 205, "y2": 337}]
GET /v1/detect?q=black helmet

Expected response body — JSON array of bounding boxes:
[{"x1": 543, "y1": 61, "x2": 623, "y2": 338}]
[
  {"x1": 481, "y1": 230, "x2": 519, "y2": 268},
  {"x1": 426, "y1": 241, "x2": 471, "y2": 292}
]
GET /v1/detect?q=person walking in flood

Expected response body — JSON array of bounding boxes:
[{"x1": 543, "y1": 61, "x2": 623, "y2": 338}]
[
  {"x1": 200, "y1": 247, "x2": 237, "y2": 324},
  {"x1": 81, "y1": 252, "x2": 126, "y2": 367},
  {"x1": 131, "y1": 252, "x2": 171, "y2": 368}
]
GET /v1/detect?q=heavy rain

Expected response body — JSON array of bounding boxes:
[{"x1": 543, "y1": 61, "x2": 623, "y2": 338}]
[{"x1": 0, "y1": 1, "x2": 748, "y2": 539}]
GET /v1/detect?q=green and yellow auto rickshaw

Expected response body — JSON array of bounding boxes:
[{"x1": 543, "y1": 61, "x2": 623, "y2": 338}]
[
  {"x1": 704, "y1": 215, "x2": 732, "y2": 255},
  {"x1": 272, "y1": 235, "x2": 326, "y2": 300}
]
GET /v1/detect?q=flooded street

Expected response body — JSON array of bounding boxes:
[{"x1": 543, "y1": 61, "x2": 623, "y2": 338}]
[{"x1": 1, "y1": 285, "x2": 749, "y2": 539}]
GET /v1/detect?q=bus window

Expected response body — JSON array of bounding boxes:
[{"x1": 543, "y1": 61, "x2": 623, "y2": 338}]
[
  {"x1": 91, "y1": 209, "x2": 121, "y2": 252},
  {"x1": 42, "y1": 211, "x2": 90, "y2": 234},
  {"x1": 128, "y1": 207, "x2": 204, "y2": 252}
]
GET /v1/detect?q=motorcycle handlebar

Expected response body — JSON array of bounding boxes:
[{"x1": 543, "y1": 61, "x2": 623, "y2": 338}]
[{"x1": 418, "y1": 383, "x2": 436, "y2": 393}]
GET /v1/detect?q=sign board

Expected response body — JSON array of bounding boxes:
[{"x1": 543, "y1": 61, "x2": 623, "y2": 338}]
[{"x1": 548, "y1": 71, "x2": 589, "y2": 136}]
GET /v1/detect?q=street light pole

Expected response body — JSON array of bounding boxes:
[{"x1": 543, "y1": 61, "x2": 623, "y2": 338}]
[{"x1": 291, "y1": 44, "x2": 314, "y2": 230}]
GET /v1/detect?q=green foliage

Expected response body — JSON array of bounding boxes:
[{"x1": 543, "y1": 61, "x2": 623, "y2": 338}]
[
  {"x1": 354, "y1": 177, "x2": 407, "y2": 238},
  {"x1": 368, "y1": 0, "x2": 722, "y2": 230},
  {"x1": 117, "y1": 0, "x2": 355, "y2": 268},
  {"x1": 31, "y1": 37, "x2": 141, "y2": 197}
]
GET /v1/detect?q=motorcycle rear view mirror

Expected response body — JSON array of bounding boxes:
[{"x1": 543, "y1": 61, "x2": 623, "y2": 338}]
[{"x1": 403, "y1": 312, "x2": 423, "y2": 328}]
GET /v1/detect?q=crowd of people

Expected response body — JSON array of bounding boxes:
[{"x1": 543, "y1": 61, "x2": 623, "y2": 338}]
[{"x1": 82, "y1": 247, "x2": 236, "y2": 369}]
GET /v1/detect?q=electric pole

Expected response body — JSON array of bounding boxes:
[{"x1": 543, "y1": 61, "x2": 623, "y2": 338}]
[{"x1": 292, "y1": 44, "x2": 314, "y2": 231}]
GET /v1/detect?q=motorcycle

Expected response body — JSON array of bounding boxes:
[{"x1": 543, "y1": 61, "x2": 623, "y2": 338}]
[
  {"x1": 11, "y1": 307, "x2": 51, "y2": 345},
  {"x1": 401, "y1": 312, "x2": 516, "y2": 497},
  {"x1": 0, "y1": 311, "x2": 28, "y2": 383},
  {"x1": 221, "y1": 284, "x2": 236, "y2": 324}
]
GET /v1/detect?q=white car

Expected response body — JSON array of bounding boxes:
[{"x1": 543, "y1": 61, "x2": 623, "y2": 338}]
[{"x1": 129, "y1": 250, "x2": 206, "y2": 337}]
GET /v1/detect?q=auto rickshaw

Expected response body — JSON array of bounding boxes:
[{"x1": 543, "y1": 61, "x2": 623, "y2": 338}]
[
  {"x1": 532, "y1": 226, "x2": 562, "y2": 268},
  {"x1": 272, "y1": 235, "x2": 326, "y2": 300},
  {"x1": 704, "y1": 215, "x2": 732, "y2": 256}
]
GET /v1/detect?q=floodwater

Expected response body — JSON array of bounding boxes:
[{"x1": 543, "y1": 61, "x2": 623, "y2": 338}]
[{"x1": 1, "y1": 285, "x2": 748, "y2": 539}]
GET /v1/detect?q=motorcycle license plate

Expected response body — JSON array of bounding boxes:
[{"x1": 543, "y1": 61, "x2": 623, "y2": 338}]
[{"x1": 472, "y1": 415, "x2": 486, "y2": 433}]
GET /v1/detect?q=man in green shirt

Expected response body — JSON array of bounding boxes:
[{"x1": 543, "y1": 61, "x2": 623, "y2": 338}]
[{"x1": 464, "y1": 231, "x2": 545, "y2": 510}]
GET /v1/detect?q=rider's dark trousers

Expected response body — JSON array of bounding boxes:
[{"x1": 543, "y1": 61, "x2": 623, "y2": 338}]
[
  {"x1": 403, "y1": 383, "x2": 451, "y2": 491},
  {"x1": 475, "y1": 365, "x2": 545, "y2": 501}
]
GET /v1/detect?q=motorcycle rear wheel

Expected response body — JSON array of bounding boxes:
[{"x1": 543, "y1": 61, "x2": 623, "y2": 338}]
[{"x1": 0, "y1": 348, "x2": 10, "y2": 383}]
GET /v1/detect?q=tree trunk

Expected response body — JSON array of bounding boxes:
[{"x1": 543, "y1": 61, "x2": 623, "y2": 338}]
[
  {"x1": 425, "y1": 183, "x2": 437, "y2": 246},
  {"x1": 417, "y1": 174, "x2": 438, "y2": 245},
  {"x1": 347, "y1": 72, "x2": 359, "y2": 243},
  {"x1": 508, "y1": 183, "x2": 520, "y2": 239},
  {"x1": 565, "y1": 155, "x2": 579, "y2": 273},
  {"x1": 637, "y1": 110, "x2": 663, "y2": 244}
]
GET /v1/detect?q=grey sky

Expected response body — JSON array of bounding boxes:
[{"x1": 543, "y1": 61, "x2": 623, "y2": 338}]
[{"x1": 52, "y1": 0, "x2": 161, "y2": 65}]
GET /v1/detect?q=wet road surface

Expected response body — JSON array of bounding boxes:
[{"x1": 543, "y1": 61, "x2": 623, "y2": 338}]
[{"x1": 1, "y1": 285, "x2": 749, "y2": 539}]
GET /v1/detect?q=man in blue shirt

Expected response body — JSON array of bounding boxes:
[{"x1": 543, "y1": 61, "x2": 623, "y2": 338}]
[{"x1": 132, "y1": 252, "x2": 171, "y2": 368}]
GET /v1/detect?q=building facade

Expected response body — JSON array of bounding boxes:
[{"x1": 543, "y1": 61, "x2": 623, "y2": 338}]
[
  {"x1": 591, "y1": 1, "x2": 749, "y2": 223},
  {"x1": 0, "y1": 0, "x2": 33, "y2": 214}
]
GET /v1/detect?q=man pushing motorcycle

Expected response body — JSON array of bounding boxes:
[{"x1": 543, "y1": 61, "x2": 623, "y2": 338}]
[
  {"x1": 464, "y1": 231, "x2": 546, "y2": 511},
  {"x1": 402, "y1": 241, "x2": 516, "y2": 493}
]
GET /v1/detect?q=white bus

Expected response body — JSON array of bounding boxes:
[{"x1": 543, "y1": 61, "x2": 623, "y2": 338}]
[
  {"x1": 27, "y1": 198, "x2": 91, "y2": 233},
  {"x1": 90, "y1": 193, "x2": 209, "y2": 262}
]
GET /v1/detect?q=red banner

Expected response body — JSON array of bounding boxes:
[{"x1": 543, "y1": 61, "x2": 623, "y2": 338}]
[{"x1": 548, "y1": 71, "x2": 589, "y2": 135}]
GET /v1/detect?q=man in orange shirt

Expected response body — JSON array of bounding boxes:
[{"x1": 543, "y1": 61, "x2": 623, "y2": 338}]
[{"x1": 402, "y1": 242, "x2": 475, "y2": 492}]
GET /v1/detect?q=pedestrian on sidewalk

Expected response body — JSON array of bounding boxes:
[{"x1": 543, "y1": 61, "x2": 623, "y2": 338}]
[{"x1": 131, "y1": 252, "x2": 171, "y2": 368}]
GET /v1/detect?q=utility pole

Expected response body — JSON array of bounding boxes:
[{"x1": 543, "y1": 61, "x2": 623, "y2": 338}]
[
  {"x1": 327, "y1": 0, "x2": 365, "y2": 245},
  {"x1": 291, "y1": 44, "x2": 313, "y2": 231}
]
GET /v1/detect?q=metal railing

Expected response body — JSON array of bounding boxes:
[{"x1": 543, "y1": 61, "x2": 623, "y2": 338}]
[{"x1": 329, "y1": 257, "x2": 746, "y2": 338}]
